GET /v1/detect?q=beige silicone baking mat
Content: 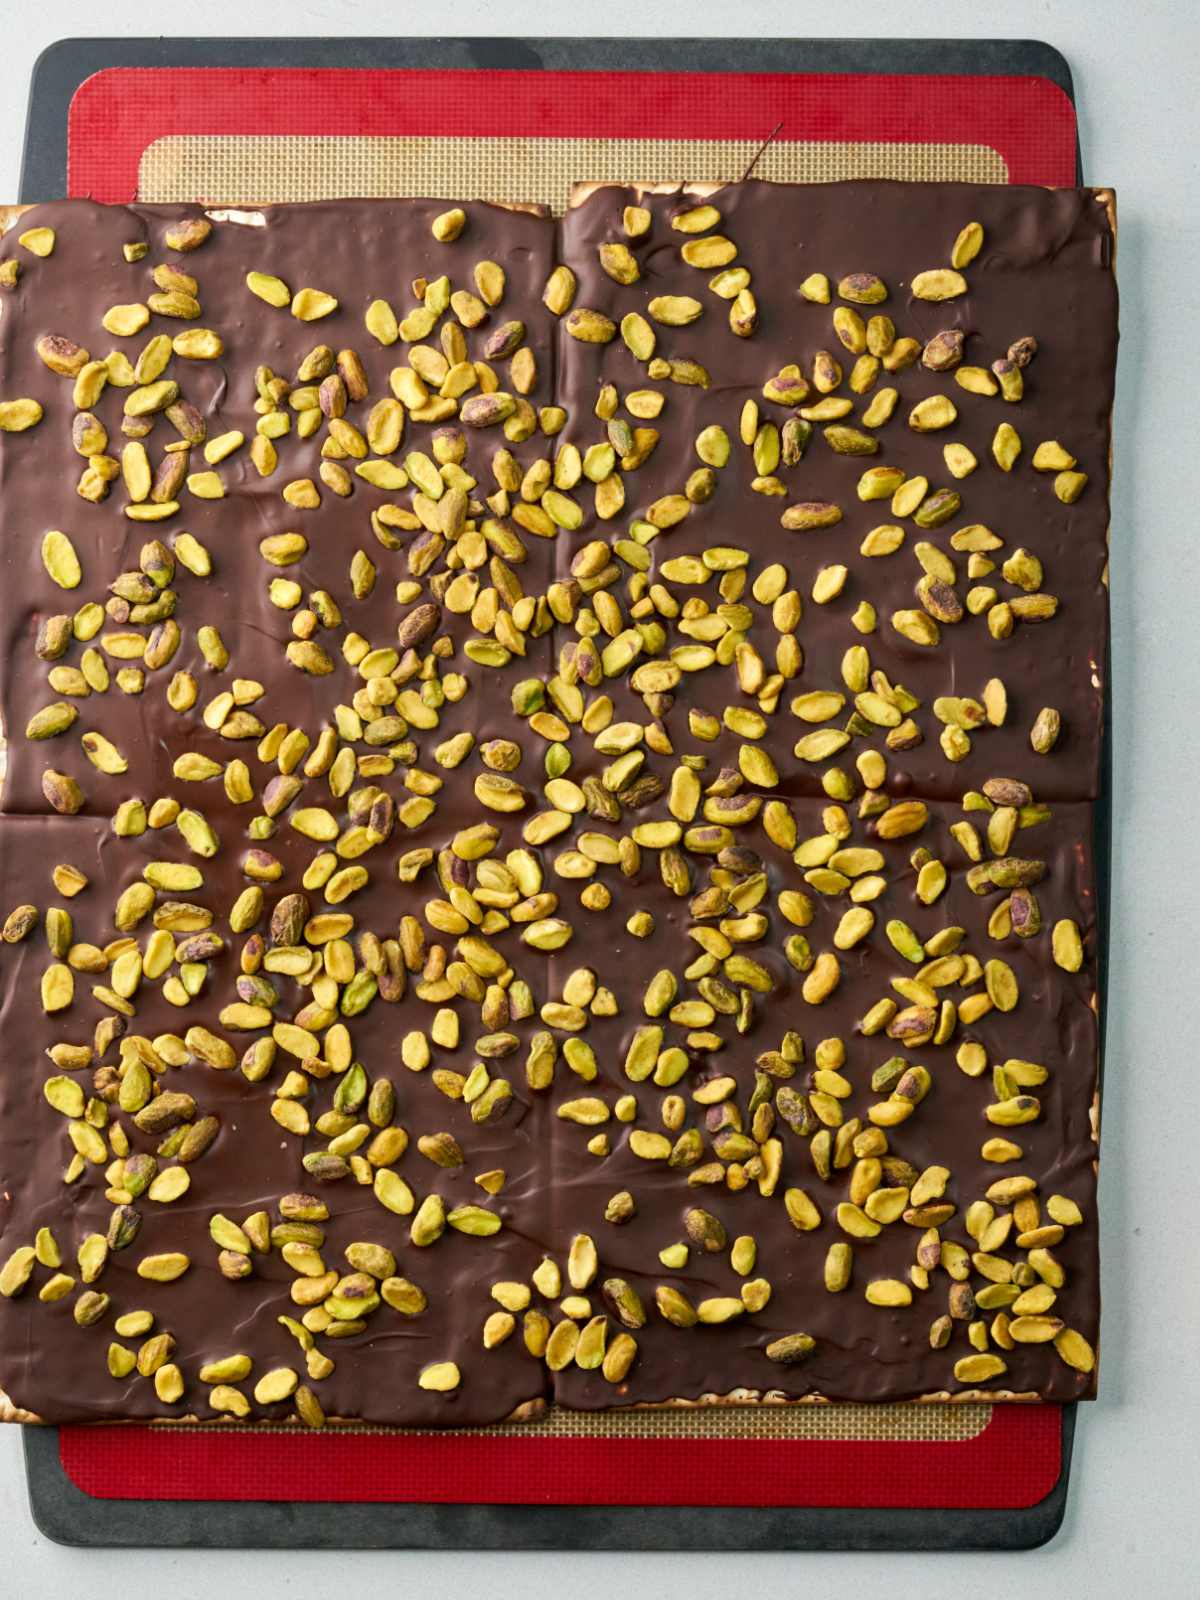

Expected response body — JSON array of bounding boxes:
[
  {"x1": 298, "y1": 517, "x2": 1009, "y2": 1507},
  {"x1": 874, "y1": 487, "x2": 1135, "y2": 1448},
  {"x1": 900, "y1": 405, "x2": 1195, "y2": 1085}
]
[
  {"x1": 195, "y1": 1403, "x2": 990, "y2": 1442},
  {"x1": 137, "y1": 134, "x2": 1008, "y2": 212}
]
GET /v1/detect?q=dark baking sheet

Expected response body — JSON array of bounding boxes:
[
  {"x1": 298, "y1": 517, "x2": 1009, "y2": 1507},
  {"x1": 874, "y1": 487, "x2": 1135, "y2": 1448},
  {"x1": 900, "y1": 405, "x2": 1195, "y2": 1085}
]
[
  {"x1": 20, "y1": 35, "x2": 1085, "y2": 201},
  {"x1": 15, "y1": 32, "x2": 1092, "y2": 1552},
  {"x1": 23, "y1": 1407, "x2": 1076, "y2": 1551}
]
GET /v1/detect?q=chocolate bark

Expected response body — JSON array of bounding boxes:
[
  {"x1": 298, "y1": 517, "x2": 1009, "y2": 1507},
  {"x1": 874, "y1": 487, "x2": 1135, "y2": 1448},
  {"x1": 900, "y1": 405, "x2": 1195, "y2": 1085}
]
[
  {"x1": 0, "y1": 185, "x2": 1112, "y2": 1422},
  {"x1": 557, "y1": 182, "x2": 1116, "y2": 802}
]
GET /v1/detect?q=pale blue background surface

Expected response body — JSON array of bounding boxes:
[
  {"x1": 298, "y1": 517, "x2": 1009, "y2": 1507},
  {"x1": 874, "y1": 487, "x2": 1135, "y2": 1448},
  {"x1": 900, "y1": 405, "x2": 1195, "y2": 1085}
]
[{"x1": 1, "y1": 2, "x2": 1197, "y2": 1592}]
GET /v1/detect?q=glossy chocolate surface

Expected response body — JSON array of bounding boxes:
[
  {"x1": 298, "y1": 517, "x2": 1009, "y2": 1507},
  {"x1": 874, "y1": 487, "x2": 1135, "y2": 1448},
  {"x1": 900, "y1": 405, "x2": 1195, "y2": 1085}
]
[
  {"x1": 0, "y1": 186, "x2": 1113, "y2": 1424},
  {"x1": 557, "y1": 182, "x2": 1116, "y2": 802}
]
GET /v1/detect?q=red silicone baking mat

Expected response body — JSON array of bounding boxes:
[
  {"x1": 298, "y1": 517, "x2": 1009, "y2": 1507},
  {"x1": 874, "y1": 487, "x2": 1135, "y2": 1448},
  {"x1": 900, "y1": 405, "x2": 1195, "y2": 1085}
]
[
  {"x1": 17, "y1": 36, "x2": 1083, "y2": 1550},
  {"x1": 58, "y1": 1404, "x2": 1062, "y2": 1509},
  {"x1": 65, "y1": 66, "x2": 1078, "y2": 208}
]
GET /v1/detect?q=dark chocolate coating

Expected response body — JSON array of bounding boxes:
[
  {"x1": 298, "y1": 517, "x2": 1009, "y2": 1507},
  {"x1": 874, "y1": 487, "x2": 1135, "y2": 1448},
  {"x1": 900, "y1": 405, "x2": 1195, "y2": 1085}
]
[
  {"x1": 557, "y1": 182, "x2": 1116, "y2": 802},
  {"x1": 0, "y1": 186, "x2": 1112, "y2": 1424},
  {"x1": 548, "y1": 799, "x2": 1099, "y2": 1409},
  {"x1": 0, "y1": 198, "x2": 559, "y2": 818}
]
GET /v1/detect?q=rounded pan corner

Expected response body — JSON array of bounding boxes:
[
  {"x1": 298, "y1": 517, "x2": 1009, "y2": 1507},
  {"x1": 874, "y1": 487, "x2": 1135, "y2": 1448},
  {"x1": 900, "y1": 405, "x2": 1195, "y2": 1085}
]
[
  {"x1": 28, "y1": 36, "x2": 94, "y2": 87},
  {"x1": 21, "y1": 1428, "x2": 92, "y2": 1548},
  {"x1": 1009, "y1": 39, "x2": 1077, "y2": 100}
]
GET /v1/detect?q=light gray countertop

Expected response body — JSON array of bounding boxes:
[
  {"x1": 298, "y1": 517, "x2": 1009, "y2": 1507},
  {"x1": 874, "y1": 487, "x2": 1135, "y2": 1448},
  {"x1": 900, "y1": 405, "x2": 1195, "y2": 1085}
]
[{"x1": 1, "y1": 2, "x2": 1197, "y2": 1594}]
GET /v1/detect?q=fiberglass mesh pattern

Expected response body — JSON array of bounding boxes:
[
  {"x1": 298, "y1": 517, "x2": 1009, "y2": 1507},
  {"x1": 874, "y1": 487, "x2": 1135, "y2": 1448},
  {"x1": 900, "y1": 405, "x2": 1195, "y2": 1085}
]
[
  {"x1": 137, "y1": 135, "x2": 1009, "y2": 214},
  {"x1": 160, "y1": 1400, "x2": 990, "y2": 1441}
]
